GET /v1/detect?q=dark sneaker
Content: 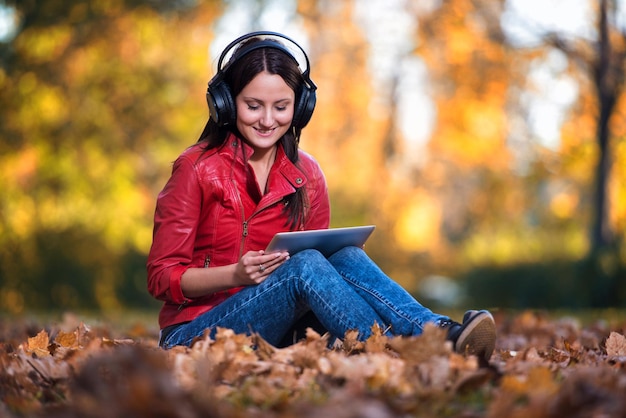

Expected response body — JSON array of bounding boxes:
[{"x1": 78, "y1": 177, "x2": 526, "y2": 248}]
[{"x1": 441, "y1": 310, "x2": 496, "y2": 361}]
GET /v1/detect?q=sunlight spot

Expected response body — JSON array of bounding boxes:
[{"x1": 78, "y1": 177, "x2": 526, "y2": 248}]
[{"x1": 0, "y1": 4, "x2": 17, "y2": 42}]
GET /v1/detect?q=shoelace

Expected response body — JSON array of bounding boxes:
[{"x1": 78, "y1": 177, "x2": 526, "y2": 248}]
[
  {"x1": 438, "y1": 319, "x2": 462, "y2": 342},
  {"x1": 438, "y1": 319, "x2": 455, "y2": 328}
]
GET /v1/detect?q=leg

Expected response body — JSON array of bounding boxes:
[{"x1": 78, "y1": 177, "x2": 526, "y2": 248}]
[
  {"x1": 276, "y1": 310, "x2": 327, "y2": 348},
  {"x1": 328, "y1": 246, "x2": 449, "y2": 336},
  {"x1": 329, "y1": 247, "x2": 497, "y2": 361},
  {"x1": 161, "y1": 249, "x2": 386, "y2": 348}
]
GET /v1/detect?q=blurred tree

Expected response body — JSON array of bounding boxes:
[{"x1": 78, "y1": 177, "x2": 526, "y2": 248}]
[
  {"x1": 539, "y1": 0, "x2": 626, "y2": 255},
  {"x1": 407, "y1": 0, "x2": 626, "y2": 266},
  {"x1": 407, "y1": 0, "x2": 626, "y2": 307},
  {"x1": 0, "y1": 0, "x2": 222, "y2": 312},
  {"x1": 408, "y1": 0, "x2": 549, "y2": 267},
  {"x1": 296, "y1": 0, "x2": 425, "y2": 285}
]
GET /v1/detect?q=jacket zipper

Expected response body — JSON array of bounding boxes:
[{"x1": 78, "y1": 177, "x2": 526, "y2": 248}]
[
  {"x1": 232, "y1": 179, "x2": 286, "y2": 257},
  {"x1": 242, "y1": 197, "x2": 284, "y2": 232},
  {"x1": 233, "y1": 179, "x2": 248, "y2": 258}
]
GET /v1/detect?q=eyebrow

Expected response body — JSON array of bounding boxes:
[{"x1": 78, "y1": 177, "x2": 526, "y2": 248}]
[{"x1": 242, "y1": 97, "x2": 293, "y2": 104}]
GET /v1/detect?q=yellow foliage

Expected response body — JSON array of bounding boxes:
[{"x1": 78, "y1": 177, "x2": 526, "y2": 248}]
[
  {"x1": 446, "y1": 26, "x2": 475, "y2": 65},
  {"x1": 549, "y1": 189, "x2": 579, "y2": 219},
  {"x1": 394, "y1": 191, "x2": 441, "y2": 252},
  {"x1": 462, "y1": 227, "x2": 588, "y2": 265},
  {"x1": 0, "y1": 288, "x2": 25, "y2": 314},
  {"x1": 15, "y1": 25, "x2": 73, "y2": 63},
  {"x1": 611, "y1": 140, "x2": 626, "y2": 232}
]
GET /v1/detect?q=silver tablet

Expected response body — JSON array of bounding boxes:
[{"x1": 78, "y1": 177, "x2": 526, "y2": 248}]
[{"x1": 265, "y1": 225, "x2": 376, "y2": 257}]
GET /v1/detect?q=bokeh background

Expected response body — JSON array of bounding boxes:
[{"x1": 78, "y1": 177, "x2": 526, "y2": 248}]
[{"x1": 1, "y1": 0, "x2": 625, "y2": 318}]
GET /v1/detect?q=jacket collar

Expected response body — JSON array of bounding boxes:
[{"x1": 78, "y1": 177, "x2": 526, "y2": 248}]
[{"x1": 222, "y1": 133, "x2": 308, "y2": 190}]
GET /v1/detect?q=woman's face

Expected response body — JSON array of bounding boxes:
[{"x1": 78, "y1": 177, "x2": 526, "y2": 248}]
[{"x1": 235, "y1": 71, "x2": 295, "y2": 153}]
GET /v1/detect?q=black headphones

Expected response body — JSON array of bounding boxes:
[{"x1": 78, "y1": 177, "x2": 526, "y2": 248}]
[{"x1": 206, "y1": 31, "x2": 317, "y2": 129}]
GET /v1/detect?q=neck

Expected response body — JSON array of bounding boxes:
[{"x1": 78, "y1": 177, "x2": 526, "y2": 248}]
[
  {"x1": 250, "y1": 144, "x2": 278, "y2": 165},
  {"x1": 248, "y1": 145, "x2": 278, "y2": 195}
]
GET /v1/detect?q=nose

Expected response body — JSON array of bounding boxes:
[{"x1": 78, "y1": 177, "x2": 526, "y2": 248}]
[{"x1": 260, "y1": 108, "x2": 275, "y2": 127}]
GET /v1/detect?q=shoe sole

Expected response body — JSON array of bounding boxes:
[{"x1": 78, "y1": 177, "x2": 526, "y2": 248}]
[{"x1": 454, "y1": 311, "x2": 496, "y2": 361}]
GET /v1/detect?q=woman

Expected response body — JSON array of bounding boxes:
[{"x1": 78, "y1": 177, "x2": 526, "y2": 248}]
[{"x1": 147, "y1": 32, "x2": 496, "y2": 360}]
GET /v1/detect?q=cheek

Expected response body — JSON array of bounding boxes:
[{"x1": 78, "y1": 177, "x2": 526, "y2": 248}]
[
  {"x1": 277, "y1": 108, "x2": 295, "y2": 125},
  {"x1": 236, "y1": 105, "x2": 256, "y2": 125}
]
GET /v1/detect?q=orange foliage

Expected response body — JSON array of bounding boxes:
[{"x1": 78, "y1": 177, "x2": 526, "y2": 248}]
[
  {"x1": 417, "y1": 1, "x2": 512, "y2": 172},
  {"x1": 298, "y1": 1, "x2": 388, "y2": 198}
]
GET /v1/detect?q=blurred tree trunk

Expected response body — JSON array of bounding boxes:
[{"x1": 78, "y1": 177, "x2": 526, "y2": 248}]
[{"x1": 590, "y1": 0, "x2": 624, "y2": 252}]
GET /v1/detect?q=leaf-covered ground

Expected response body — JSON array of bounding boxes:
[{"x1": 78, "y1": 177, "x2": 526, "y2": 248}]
[{"x1": 1, "y1": 310, "x2": 626, "y2": 418}]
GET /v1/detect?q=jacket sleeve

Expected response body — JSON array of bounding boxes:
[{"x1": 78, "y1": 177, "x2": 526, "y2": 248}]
[
  {"x1": 146, "y1": 155, "x2": 200, "y2": 305},
  {"x1": 302, "y1": 156, "x2": 331, "y2": 230}
]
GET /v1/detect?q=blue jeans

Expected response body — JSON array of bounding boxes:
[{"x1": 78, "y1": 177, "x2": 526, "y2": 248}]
[{"x1": 160, "y1": 246, "x2": 449, "y2": 348}]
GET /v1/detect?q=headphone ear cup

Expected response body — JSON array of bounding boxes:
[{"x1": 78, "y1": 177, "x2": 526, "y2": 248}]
[
  {"x1": 207, "y1": 75, "x2": 236, "y2": 127},
  {"x1": 293, "y1": 85, "x2": 316, "y2": 129}
]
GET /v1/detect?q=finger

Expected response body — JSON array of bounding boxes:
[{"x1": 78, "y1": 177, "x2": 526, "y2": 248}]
[
  {"x1": 264, "y1": 251, "x2": 289, "y2": 264},
  {"x1": 250, "y1": 255, "x2": 275, "y2": 274},
  {"x1": 258, "y1": 263, "x2": 267, "y2": 274},
  {"x1": 259, "y1": 253, "x2": 289, "y2": 275},
  {"x1": 248, "y1": 252, "x2": 289, "y2": 281}
]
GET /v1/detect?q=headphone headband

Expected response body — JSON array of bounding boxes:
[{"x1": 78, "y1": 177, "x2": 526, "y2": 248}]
[{"x1": 217, "y1": 31, "x2": 314, "y2": 84}]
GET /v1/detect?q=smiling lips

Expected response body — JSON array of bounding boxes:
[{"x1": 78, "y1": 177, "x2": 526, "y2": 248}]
[{"x1": 255, "y1": 127, "x2": 275, "y2": 136}]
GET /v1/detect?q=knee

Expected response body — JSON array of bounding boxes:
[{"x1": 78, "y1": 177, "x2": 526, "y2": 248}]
[
  {"x1": 331, "y1": 245, "x2": 365, "y2": 259},
  {"x1": 283, "y1": 249, "x2": 339, "y2": 277},
  {"x1": 290, "y1": 249, "x2": 327, "y2": 268},
  {"x1": 270, "y1": 249, "x2": 334, "y2": 291}
]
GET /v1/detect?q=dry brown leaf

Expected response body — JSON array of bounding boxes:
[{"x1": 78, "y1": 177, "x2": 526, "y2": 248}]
[
  {"x1": 55, "y1": 330, "x2": 78, "y2": 348},
  {"x1": 546, "y1": 347, "x2": 571, "y2": 368},
  {"x1": 5, "y1": 310, "x2": 626, "y2": 417},
  {"x1": 342, "y1": 329, "x2": 364, "y2": 353},
  {"x1": 605, "y1": 332, "x2": 626, "y2": 357},
  {"x1": 289, "y1": 333, "x2": 329, "y2": 369},
  {"x1": 75, "y1": 322, "x2": 91, "y2": 345},
  {"x1": 25, "y1": 354, "x2": 71, "y2": 382},
  {"x1": 323, "y1": 351, "x2": 381, "y2": 384},
  {"x1": 101, "y1": 337, "x2": 136, "y2": 347},
  {"x1": 195, "y1": 328, "x2": 260, "y2": 384},
  {"x1": 524, "y1": 346, "x2": 545, "y2": 363},
  {"x1": 388, "y1": 323, "x2": 449, "y2": 364},
  {"x1": 415, "y1": 355, "x2": 451, "y2": 391},
  {"x1": 171, "y1": 350, "x2": 198, "y2": 390},
  {"x1": 501, "y1": 366, "x2": 559, "y2": 399},
  {"x1": 252, "y1": 332, "x2": 276, "y2": 361},
  {"x1": 25, "y1": 330, "x2": 51, "y2": 357},
  {"x1": 365, "y1": 323, "x2": 390, "y2": 353}
]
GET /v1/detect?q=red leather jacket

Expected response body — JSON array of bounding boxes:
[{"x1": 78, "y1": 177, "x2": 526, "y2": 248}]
[{"x1": 147, "y1": 133, "x2": 331, "y2": 329}]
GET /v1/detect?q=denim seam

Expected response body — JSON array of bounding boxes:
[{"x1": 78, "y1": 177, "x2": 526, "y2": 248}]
[
  {"x1": 297, "y1": 276, "x2": 364, "y2": 335},
  {"x1": 343, "y1": 276, "x2": 425, "y2": 334}
]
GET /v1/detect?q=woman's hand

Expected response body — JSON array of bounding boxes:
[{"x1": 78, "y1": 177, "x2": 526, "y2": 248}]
[{"x1": 235, "y1": 250, "x2": 290, "y2": 285}]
